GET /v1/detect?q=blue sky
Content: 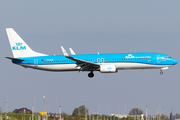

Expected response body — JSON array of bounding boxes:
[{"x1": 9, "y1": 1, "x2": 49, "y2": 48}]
[{"x1": 1, "y1": 0, "x2": 180, "y2": 116}]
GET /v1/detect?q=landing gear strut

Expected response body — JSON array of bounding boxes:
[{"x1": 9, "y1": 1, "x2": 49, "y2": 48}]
[
  {"x1": 160, "y1": 70, "x2": 163, "y2": 75},
  {"x1": 88, "y1": 71, "x2": 94, "y2": 78}
]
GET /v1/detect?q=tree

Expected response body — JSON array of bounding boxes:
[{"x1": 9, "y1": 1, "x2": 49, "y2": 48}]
[
  {"x1": 174, "y1": 113, "x2": 180, "y2": 119},
  {"x1": 72, "y1": 105, "x2": 88, "y2": 116},
  {"x1": 62, "y1": 111, "x2": 69, "y2": 117},
  {"x1": 72, "y1": 108, "x2": 79, "y2": 116},
  {"x1": 129, "y1": 108, "x2": 143, "y2": 115}
]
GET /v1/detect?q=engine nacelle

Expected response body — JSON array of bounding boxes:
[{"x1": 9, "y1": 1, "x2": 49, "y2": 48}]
[{"x1": 100, "y1": 65, "x2": 117, "y2": 73}]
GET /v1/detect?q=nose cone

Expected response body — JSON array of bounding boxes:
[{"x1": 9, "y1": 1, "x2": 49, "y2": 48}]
[{"x1": 172, "y1": 58, "x2": 178, "y2": 65}]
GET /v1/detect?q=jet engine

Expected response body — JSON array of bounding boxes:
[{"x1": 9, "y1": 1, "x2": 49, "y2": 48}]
[{"x1": 100, "y1": 65, "x2": 117, "y2": 73}]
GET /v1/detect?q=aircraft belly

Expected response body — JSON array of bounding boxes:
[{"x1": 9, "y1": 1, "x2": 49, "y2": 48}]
[
  {"x1": 102, "y1": 63, "x2": 172, "y2": 70},
  {"x1": 115, "y1": 63, "x2": 147, "y2": 69},
  {"x1": 39, "y1": 64, "x2": 78, "y2": 71},
  {"x1": 21, "y1": 64, "x2": 78, "y2": 71}
]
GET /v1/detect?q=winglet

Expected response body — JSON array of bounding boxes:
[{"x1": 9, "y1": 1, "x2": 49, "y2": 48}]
[
  {"x1": 69, "y1": 48, "x2": 76, "y2": 55},
  {"x1": 61, "y1": 46, "x2": 69, "y2": 57}
]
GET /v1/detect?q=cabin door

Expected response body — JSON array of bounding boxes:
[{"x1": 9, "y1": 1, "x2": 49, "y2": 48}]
[{"x1": 157, "y1": 55, "x2": 161, "y2": 63}]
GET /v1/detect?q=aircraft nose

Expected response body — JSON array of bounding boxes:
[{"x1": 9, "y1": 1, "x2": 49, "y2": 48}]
[{"x1": 172, "y1": 58, "x2": 178, "y2": 65}]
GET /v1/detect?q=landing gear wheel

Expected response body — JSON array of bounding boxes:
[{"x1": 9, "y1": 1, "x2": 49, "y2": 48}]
[
  {"x1": 88, "y1": 72, "x2": 94, "y2": 78},
  {"x1": 160, "y1": 71, "x2": 163, "y2": 75}
]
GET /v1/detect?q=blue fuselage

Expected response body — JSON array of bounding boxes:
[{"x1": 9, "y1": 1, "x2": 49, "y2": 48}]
[{"x1": 12, "y1": 52, "x2": 178, "y2": 72}]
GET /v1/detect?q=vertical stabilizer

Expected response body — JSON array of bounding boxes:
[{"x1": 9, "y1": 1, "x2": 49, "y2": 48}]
[{"x1": 6, "y1": 28, "x2": 47, "y2": 58}]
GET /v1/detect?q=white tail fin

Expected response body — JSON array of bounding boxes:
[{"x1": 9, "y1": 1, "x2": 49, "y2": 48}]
[{"x1": 6, "y1": 28, "x2": 47, "y2": 58}]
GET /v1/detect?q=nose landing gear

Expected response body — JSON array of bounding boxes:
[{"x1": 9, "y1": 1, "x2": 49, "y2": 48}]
[
  {"x1": 88, "y1": 71, "x2": 94, "y2": 78},
  {"x1": 160, "y1": 70, "x2": 163, "y2": 75}
]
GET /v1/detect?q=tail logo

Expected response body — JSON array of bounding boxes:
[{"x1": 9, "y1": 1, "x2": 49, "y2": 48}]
[{"x1": 12, "y1": 42, "x2": 26, "y2": 50}]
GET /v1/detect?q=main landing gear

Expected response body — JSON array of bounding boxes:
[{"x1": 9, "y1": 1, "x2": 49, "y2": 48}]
[{"x1": 88, "y1": 70, "x2": 94, "y2": 78}]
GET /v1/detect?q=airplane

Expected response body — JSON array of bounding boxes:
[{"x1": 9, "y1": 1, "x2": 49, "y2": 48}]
[{"x1": 5, "y1": 28, "x2": 178, "y2": 78}]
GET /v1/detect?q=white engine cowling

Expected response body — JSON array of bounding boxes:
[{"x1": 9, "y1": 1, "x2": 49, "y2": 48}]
[{"x1": 100, "y1": 65, "x2": 117, "y2": 73}]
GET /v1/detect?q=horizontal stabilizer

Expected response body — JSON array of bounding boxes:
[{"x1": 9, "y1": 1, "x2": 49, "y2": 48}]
[{"x1": 5, "y1": 57, "x2": 24, "y2": 61}]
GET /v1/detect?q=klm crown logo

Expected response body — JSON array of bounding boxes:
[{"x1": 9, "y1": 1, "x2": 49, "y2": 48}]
[
  {"x1": 107, "y1": 67, "x2": 112, "y2": 70},
  {"x1": 126, "y1": 54, "x2": 135, "y2": 58},
  {"x1": 16, "y1": 42, "x2": 22, "y2": 46},
  {"x1": 12, "y1": 42, "x2": 26, "y2": 50}
]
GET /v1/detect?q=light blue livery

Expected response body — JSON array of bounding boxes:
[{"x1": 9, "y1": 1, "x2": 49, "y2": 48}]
[{"x1": 6, "y1": 28, "x2": 178, "y2": 78}]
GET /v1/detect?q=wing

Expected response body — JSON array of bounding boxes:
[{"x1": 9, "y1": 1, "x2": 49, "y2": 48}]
[{"x1": 61, "y1": 46, "x2": 100, "y2": 71}]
